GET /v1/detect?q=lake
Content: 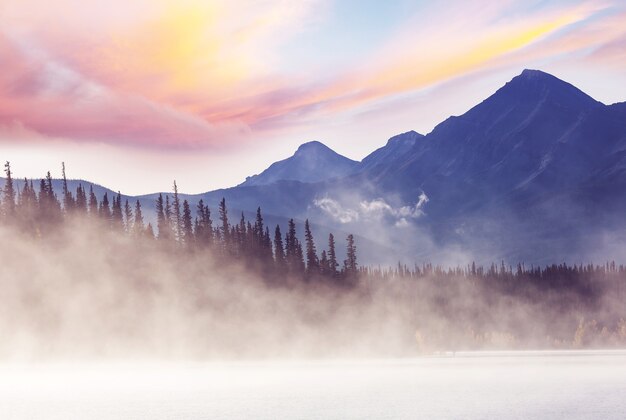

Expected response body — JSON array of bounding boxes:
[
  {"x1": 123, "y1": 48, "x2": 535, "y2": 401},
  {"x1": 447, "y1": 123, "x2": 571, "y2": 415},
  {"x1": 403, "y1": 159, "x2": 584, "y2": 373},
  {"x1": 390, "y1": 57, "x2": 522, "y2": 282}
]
[{"x1": 1, "y1": 351, "x2": 625, "y2": 419}]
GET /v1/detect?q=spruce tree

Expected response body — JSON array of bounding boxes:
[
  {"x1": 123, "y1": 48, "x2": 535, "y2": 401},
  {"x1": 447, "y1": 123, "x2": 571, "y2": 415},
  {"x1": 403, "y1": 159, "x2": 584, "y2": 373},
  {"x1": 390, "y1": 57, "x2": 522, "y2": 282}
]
[
  {"x1": 320, "y1": 250, "x2": 329, "y2": 276},
  {"x1": 61, "y1": 162, "x2": 75, "y2": 213},
  {"x1": 344, "y1": 234, "x2": 357, "y2": 278},
  {"x1": 156, "y1": 194, "x2": 170, "y2": 241},
  {"x1": 285, "y1": 219, "x2": 297, "y2": 273},
  {"x1": 273, "y1": 225, "x2": 285, "y2": 269},
  {"x1": 3, "y1": 161, "x2": 16, "y2": 218},
  {"x1": 304, "y1": 219, "x2": 319, "y2": 276},
  {"x1": 295, "y1": 240, "x2": 305, "y2": 274},
  {"x1": 218, "y1": 198, "x2": 229, "y2": 252},
  {"x1": 123, "y1": 199, "x2": 133, "y2": 233},
  {"x1": 264, "y1": 226, "x2": 272, "y2": 260},
  {"x1": 195, "y1": 199, "x2": 212, "y2": 247},
  {"x1": 133, "y1": 200, "x2": 144, "y2": 237},
  {"x1": 111, "y1": 191, "x2": 124, "y2": 229},
  {"x1": 38, "y1": 179, "x2": 47, "y2": 220},
  {"x1": 75, "y1": 184, "x2": 87, "y2": 213},
  {"x1": 172, "y1": 181, "x2": 182, "y2": 241},
  {"x1": 254, "y1": 207, "x2": 264, "y2": 252},
  {"x1": 238, "y1": 212, "x2": 247, "y2": 255},
  {"x1": 99, "y1": 192, "x2": 111, "y2": 222},
  {"x1": 17, "y1": 177, "x2": 37, "y2": 228},
  {"x1": 41, "y1": 171, "x2": 61, "y2": 224},
  {"x1": 88, "y1": 186, "x2": 98, "y2": 215},
  {"x1": 182, "y1": 199, "x2": 194, "y2": 246},
  {"x1": 328, "y1": 233, "x2": 338, "y2": 278},
  {"x1": 165, "y1": 195, "x2": 173, "y2": 238}
]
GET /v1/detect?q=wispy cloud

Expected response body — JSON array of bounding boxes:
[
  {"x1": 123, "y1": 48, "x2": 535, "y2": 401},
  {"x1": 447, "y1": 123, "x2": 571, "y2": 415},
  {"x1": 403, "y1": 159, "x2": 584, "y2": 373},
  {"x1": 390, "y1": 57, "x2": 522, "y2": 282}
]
[{"x1": 314, "y1": 193, "x2": 429, "y2": 227}]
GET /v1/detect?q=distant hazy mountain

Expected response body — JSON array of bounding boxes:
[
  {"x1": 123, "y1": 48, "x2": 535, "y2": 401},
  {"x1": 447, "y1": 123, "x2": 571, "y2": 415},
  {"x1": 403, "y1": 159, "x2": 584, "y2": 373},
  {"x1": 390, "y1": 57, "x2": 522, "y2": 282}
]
[
  {"x1": 0, "y1": 178, "x2": 119, "y2": 204},
  {"x1": 239, "y1": 141, "x2": 359, "y2": 187}
]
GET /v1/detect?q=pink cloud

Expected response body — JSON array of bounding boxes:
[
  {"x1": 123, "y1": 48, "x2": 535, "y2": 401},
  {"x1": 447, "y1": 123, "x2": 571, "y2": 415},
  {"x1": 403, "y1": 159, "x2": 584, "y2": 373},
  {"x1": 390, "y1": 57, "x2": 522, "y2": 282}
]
[
  {"x1": 0, "y1": 0, "x2": 624, "y2": 151},
  {"x1": 0, "y1": 33, "x2": 250, "y2": 149}
]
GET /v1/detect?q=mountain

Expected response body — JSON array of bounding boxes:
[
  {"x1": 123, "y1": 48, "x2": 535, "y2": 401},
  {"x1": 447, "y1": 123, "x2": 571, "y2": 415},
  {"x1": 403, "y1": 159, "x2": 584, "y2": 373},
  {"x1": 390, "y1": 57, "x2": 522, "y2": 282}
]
[
  {"x1": 368, "y1": 69, "x2": 606, "y2": 202},
  {"x1": 5, "y1": 69, "x2": 625, "y2": 265},
  {"x1": 219, "y1": 69, "x2": 626, "y2": 264},
  {"x1": 239, "y1": 141, "x2": 359, "y2": 187},
  {"x1": 359, "y1": 130, "x2": 424, "y2": 171},
  {"x1": 356, "y1": 69, "x2": 626, "y2": 262}
]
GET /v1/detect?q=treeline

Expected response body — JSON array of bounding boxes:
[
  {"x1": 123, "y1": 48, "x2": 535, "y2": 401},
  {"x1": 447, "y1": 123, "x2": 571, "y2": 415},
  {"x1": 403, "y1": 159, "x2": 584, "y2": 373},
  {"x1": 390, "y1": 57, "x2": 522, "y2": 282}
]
[
  {"x1": 0, "y1": 163, "x2": 358, "y2": 283},
  {"x1": 2, "y1": 162, "x2": 626, "y2": 352},
  {"x1": 364, "y1": 261, "x2": 626, "y2": 350},
  {"x1": 366, "y1": 259, "x2": 626, "y2": 298}
]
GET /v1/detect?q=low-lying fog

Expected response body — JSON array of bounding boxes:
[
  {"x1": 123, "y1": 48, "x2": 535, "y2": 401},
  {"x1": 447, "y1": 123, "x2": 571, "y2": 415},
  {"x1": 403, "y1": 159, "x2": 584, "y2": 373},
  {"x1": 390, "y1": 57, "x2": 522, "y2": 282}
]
[{"x1": 1, "y1": 216, "x2": 625, "y2": 361}]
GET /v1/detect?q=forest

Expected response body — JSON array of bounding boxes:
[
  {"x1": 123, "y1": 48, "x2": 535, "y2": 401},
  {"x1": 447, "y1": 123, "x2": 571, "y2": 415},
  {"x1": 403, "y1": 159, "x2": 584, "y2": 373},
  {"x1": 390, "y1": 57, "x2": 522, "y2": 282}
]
[{"x1": 0, "y1": 162, "x2": 625, "y2": 359}]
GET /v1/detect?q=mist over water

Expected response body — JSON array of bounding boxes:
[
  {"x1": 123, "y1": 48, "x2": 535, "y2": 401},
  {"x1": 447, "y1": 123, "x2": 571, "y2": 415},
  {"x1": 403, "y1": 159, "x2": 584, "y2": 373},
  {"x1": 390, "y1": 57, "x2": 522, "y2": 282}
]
[{"x1": 1, "y1": 352, "x2": 625, "y2": 419}]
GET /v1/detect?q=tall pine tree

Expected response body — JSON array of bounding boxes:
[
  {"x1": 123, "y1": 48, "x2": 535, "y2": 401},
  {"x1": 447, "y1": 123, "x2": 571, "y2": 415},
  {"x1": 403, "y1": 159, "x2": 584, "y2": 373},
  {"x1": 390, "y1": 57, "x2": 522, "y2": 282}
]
[{"x1": 304, "y1": 219, "x2": 319, "y2": 277}]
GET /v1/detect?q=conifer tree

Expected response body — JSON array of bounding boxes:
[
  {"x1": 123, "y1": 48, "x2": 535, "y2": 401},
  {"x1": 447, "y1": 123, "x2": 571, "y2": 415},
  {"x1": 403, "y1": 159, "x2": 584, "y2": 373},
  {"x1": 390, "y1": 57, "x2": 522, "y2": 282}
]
[
  {"x1": 45, "y1": 171, "x2": 54, "y2": 200},
  {"x1": 344, "y1": 234, "x2": 358, "y2": 278},
  {"x1": 75, "y1": 184, "x2": 87, "y2": 213},
  {"x1": 264, "y1": 226, "x2": 272, "y2": 260},
  {"x1": 172, "y1": 181, "x2": 182, "y2": 241},
  {"x1": 295, "y1": 240, "x2": 305, "y2": 274},
  {"x1": 38, "y1": 179, "x2": 47, "y2": 220},
  {"x1": 40, "y1": 171, "x2": 61, "y2": 224},
  {"x1": 327, "y1": 233, "x2": 338, "y2": 278},
  {"x1": 238, "y1": 212, "x2": 247, "y2": 254},
  {"x1": 285, "y1": 219, "x2": 298, "y2": 273},
  {"x1": 133, "y1": 200, "x2": 144, "y2": 237},
  {"x1": 218, "y1": 198, "x2": 229, "y2": 252},
  {"x1": 304, "y1": 219, "x2": 319, "y2": 276},
  {"x1": 111, "y1": 191, "x2": 124, "y2": 229},
  {"x1": 123, "y1": 199, "x2": 133, "y2": 233},
  {"x1": 254, "y1": 207, "x2": 264, "y2": 250},
  {"x1": 165, "y1": 195, "x2": 173, "y2": 238},
  {"x1": 3, "y1": 161, "x2": 16, "y2": 218},
  {"x1": 61, "y1": 162, "x2": 75, "y2": 213},
  {"x1": 156, "y1": 194, "x2": 170, "y2": 241},
  {"x1": 320, "y1": 250, "x2": 329, "y2": 276},
  {"x1": 195, "y1": 199, "x2": 212, "y2": 247},
  {"x1": 88, "y1": 185, "x2": 98, "y2": 215},
  {"x1": 17, "y1": 177, "x2": 37, "y2": 228},
  {"x1": 273, "y1": 225, "x2": 285, "y2": 269},
  {"x1": 99, "y1": 192, "x2": 111, "y2": 222},
  {"x1": 181, "y1": 199, "x2": 194, "y2": 246}
]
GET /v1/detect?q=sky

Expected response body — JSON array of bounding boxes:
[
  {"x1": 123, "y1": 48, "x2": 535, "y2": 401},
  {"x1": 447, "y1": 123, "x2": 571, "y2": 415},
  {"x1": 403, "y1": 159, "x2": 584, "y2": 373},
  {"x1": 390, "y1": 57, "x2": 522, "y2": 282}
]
[{"x1": 1, "y1": 0, "x2": 625, "y2": 194}]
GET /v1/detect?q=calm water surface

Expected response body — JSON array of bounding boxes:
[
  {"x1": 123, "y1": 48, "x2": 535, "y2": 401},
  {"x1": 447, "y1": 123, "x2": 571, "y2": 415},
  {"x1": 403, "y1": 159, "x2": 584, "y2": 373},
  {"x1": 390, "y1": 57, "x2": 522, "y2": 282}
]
[{"x1": 1, "y1": 351, "x2": 625, "y2": 419}]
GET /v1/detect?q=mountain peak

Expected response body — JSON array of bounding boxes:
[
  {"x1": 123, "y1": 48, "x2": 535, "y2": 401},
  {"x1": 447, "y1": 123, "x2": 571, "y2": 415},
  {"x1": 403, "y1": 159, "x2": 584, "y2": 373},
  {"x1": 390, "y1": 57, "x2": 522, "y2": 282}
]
[
  {"x1": 519, "y1": 68, "x2": 551, "y2": 79},
  {"x1": 239, "y1": 141, "x2": 358, "y2": 187},
  {"x1": 360, "y1": 131, "x2": 424, "y2": 171},
  {"x1": 501, "y1": 69, "x2": 600, "y2": 109},
  {"x1": 295, "y1": 141, "x2": 333, "y2": 155},
  {"x1": 386, "y1": 130, "x2": 424, "y2": 146}
]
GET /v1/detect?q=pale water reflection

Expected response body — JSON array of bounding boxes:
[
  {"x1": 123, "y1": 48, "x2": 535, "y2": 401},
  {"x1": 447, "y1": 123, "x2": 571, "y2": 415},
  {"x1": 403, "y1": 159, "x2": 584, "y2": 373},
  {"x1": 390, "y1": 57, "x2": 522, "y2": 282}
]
[{"x1": 1, "y1": 351, "x2": 625, "y2": 419}]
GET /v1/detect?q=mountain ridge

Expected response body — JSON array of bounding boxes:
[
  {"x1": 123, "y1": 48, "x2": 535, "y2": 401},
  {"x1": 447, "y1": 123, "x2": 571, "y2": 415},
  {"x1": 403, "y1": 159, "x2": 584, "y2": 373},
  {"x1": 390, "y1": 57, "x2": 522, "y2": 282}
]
[{"x1": 4, "y1": 69, "x2": 625, "y2": 264}]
